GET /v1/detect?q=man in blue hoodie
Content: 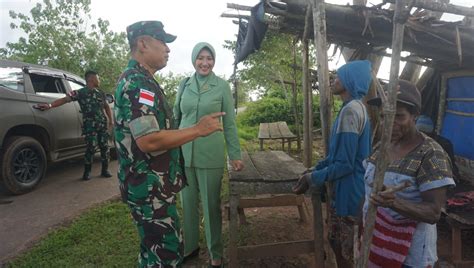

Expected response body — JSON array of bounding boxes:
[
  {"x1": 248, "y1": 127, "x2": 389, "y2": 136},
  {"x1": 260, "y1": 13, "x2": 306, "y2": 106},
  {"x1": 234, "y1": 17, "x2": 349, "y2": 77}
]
[{"x1": 293, "y1": 60, "x2": 372, "y2": 268}]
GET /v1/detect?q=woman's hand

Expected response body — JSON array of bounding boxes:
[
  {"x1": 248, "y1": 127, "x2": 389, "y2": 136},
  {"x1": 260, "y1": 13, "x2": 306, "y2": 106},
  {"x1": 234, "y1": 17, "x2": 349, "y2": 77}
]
[{"x1": 231, "y1": 160, "x2": 244, "y2": 171}]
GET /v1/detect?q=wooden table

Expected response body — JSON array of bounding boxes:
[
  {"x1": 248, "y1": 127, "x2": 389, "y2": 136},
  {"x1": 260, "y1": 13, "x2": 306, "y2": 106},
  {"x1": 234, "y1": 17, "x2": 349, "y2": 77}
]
[
  {"x1": 258, "y1": 122, "x2": 297, "y2": 152},
  {"x1": 227, "y1": 150, "x2": 325, "y2": 267},
  {"x1": 444, "y1": 208, "x2": 474, "y2": 267}
]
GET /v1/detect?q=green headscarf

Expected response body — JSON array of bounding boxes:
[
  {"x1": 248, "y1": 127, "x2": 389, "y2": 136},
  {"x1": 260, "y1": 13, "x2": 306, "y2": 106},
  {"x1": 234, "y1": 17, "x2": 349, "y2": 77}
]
[{"x1": 191, "y1": 42, "x2": 216, "y2": 86}]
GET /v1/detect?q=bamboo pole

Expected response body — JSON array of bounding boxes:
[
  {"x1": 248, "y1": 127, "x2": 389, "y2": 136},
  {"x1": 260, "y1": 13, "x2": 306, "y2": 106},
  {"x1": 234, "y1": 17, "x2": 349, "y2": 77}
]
[
  {"x1": 302, "y1": 3, "x2": 313, "y2": 168},
  {"x1": 310, "y1": 0, "x2": 330, "y2": 266},
  {"x1": 385, "y1": 0, "x2": 474, "y2": 17},
  {"x1": 356, "y1": 0, "x2": 407, "y2": 267}
]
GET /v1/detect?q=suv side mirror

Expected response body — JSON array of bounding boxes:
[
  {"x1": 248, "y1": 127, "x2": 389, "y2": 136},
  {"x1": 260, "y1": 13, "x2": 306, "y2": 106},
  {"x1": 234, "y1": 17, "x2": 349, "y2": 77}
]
[{"x1": 105, "y1": 93, "x2": 114, "y2": 104}]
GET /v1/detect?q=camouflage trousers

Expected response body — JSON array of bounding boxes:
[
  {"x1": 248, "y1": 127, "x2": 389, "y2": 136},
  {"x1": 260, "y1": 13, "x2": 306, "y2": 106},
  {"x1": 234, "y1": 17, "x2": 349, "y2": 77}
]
[
  {"x1": 83, "y1": 128, "x2": 109, "y2": 165},
  {"x1": 128, "y1": 195, "x2": 183, "y2": 268}
]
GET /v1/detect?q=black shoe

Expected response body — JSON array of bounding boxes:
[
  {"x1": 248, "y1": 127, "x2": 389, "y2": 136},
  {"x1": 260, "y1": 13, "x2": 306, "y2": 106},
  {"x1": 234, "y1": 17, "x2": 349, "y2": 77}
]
[
  {"x1": 101, "y1": 162, "x2": 112, "y2": 178},
  {"x1": 208, "y1": 263, "x2": 223, "y2": 268},
  {"x1": 82, "y1": 171, "x2": 91, "y2": 181},
  {"x1": 101, "y1": 170, "x2": 112, "y2": 178},
  {"x1": 182, "y1": 247, "x2": 200, "y2": 264}
]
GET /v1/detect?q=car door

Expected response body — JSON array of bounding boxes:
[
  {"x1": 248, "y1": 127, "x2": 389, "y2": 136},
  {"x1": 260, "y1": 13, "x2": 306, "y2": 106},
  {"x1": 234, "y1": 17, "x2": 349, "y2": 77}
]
[
  {"x1": 0, "y1": 66, "x2": 34, "y2": 143},
  {"x1": 25, "y1": 69, "x2": 85, "y2": 158}
]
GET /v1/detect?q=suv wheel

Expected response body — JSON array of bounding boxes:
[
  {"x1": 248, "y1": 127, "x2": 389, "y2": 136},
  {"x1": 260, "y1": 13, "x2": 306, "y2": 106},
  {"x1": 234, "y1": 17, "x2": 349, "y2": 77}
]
[{"x1": 1, "y1": 136, "x2": 47, "y2": 194}]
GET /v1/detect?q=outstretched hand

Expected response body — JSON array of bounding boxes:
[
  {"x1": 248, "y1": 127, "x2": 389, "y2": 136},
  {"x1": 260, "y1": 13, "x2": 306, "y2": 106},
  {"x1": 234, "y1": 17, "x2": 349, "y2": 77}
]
[
  {"x1": 196, "y1": 112, "x2": 225, "y2": 137},
  {"x1": 292, "y1": 173, "x2": 311, "y2": 195},
  {"x1": 34, "y1": 103, "x2": 50, "y2": 111}
]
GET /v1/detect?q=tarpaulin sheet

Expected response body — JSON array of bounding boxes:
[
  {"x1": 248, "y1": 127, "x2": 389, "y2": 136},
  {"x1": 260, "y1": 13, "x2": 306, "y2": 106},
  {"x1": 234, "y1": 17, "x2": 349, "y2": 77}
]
[{"x1": 440, "y1": 76, "x2": 474, "y2": 160}]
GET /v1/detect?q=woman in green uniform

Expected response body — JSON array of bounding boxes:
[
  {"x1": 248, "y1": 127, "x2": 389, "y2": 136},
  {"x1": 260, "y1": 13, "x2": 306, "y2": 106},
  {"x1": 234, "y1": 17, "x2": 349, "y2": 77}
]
[{"x1": 174, "y1": 42, "x2": 243, "y2": 267}]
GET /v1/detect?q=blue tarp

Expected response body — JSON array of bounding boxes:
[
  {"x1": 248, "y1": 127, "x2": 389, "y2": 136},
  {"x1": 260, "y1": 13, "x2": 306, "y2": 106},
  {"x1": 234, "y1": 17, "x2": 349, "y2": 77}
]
[{"x1": 440, "y1": 76, "x2": 474, "y2": 160}]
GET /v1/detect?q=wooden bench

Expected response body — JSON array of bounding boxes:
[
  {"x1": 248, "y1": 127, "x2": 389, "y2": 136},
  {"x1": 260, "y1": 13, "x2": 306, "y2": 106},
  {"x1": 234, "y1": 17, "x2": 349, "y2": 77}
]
[
  {"x1": 258, "y1": 122, "x2": 297, "y2": 152},
  {"x1": 227, "y1": 150, "x2": 324, "y2": 267}
]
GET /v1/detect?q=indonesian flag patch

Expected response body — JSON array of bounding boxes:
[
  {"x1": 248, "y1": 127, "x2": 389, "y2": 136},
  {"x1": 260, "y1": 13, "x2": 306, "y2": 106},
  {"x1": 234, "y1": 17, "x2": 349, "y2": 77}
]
[{"x1": 139, "y1": 89, "x2": 155, "y2": 107}]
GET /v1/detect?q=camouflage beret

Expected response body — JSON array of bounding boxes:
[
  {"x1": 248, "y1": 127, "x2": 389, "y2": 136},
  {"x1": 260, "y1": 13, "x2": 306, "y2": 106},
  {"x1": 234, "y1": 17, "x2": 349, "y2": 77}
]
[{"x1": 126, "y1": 21, "x2": 177, "y2": 45}]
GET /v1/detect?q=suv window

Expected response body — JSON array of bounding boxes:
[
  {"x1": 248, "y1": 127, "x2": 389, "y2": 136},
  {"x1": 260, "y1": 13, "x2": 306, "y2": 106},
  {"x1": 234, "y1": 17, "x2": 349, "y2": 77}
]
[
  {"x1": 0, "y1": 67, "x2": 24, "y2": 92},
  {"x1": 67, "y1": 80, "x2": 85, "y2": 91},
  {"x1": 30, "y1": 73, "x2": 66, "y2": 96}
]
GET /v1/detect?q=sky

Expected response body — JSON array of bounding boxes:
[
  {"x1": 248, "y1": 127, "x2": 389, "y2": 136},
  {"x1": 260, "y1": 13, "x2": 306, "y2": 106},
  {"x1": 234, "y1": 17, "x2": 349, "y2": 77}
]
[{"x1": 0, "y1": 0, "x2": 471, "y2": 80}]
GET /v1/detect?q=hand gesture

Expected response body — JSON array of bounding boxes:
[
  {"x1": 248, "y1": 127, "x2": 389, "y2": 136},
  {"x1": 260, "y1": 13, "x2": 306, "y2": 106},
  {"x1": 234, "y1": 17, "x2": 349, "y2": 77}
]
[
  {"x1": 231, "y1": 160, "x2": 244, "y2": 171},
  {"x1": 34, "y1": 103, "x2": 50, "y2": 111},
  {"x1": 292, "y1": 173, "x2": 311, "y2": 195},
  {"x1": 196, "y1": 112, "x2": 225, "y2": 137},
  {"x1": 369, "y1": 185, "x2": 396, "y2": 208}
]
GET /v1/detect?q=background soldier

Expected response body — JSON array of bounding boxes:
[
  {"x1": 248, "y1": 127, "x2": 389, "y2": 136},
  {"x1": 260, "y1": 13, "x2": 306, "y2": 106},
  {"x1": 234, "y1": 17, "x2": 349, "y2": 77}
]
[
  {"x1": 37, "y1": 70, "x2": 113, "y2": 180},
  {"x1": 114, "y1": 21, "x2": 224, "y2": 267}
]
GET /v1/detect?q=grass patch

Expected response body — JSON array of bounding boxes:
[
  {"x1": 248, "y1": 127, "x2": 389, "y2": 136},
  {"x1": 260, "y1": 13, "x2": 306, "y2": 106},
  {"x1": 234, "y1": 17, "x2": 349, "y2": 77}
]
[
  {"x1": 6, "y1": 172, "x2": 234, "y2": 267},
  {"x1": 6, "y1": 201, "x2": 138, "y2": 267}
]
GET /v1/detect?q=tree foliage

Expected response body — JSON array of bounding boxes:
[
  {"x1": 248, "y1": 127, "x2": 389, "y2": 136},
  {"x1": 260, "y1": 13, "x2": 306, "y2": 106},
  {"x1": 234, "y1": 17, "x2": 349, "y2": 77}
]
[
  {"x1": 155, "y1": 71, "x2": 189, "y2": 105},
  {"x1": 225, "y1": 31, "x2": 316, "y2": 99},
  {"x1": 0, "y1": 0, "x2": 129, "y2": 92}
]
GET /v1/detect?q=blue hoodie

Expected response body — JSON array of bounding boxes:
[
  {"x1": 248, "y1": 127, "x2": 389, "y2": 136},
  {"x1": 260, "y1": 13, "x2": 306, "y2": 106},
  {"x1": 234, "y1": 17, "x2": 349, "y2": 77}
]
[{"x1": 310, "y1": 60, "x2": 372, "y2": 217}]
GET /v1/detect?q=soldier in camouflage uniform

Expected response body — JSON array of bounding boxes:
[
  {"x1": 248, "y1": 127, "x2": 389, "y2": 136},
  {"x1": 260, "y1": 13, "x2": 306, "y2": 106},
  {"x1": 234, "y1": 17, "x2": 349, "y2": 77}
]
[
  {"x1": 114, "y1": 20, "x2": 224, "y2": 268},
  {"x1": 38, "y1": 70, "x2": 113, "y2": 180}
]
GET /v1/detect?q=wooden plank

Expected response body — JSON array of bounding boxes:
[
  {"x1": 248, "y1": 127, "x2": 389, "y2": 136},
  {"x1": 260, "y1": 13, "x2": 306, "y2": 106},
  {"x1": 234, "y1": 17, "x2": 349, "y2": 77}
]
[
  {"x1": 231, "y1": 180, "x2": 302, "y2": 196},
  {"x1": 452, "y1": 227, "x2": 462, "y2": 263},
  {"x1": 312, "y1": 187, "x2": 325, "y2": 268},
  {"x1": 251, "y1": 151, "x2": 306, "y2": 182},
  {"x1": 237, "y1": 240, "x2": 314, "y2": 259},
  {"x1": 229, "y1": 194, "x2": 239, "y2": 268},
  {"x1": 258, "y1": 123, "x2": 270, "y2": 139},
  {"x1": 228, "y1": 151, "x2": 261, "y2": 183},
  {"x1": 268, "y1": 122, "x2": 282, "y2": 138},
  {"x1": 238, "y1": 194, "x2": 304, "y2": 208},
  {"x1": 277, "y1": 121, "x2": 297, "y2": 138},
  {"x1": 302, "y1": 4, "x2": 313, "y2": 168}
]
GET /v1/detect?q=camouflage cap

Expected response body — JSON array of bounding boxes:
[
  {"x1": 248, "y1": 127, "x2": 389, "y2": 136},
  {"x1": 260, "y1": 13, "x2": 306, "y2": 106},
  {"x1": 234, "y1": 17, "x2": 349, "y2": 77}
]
[{"x1": 126, "y1": 21, "x2": 177, "y2": 45}]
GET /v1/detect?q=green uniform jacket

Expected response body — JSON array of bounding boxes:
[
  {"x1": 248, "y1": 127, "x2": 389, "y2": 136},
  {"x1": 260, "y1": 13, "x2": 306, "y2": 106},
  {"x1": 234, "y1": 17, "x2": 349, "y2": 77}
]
[{"x1": 174, "y1": 73, "x2": 241, "y2": 168}]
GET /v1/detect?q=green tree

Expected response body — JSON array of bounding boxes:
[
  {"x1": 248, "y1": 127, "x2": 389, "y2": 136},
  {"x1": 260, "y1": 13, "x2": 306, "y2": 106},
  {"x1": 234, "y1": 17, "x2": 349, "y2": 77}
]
[
  {"x1": 0, "y1": 0, "x2": 129, "y2": 92},
  {"x1": 155, "y1": 71, "x2": 189, "y2": 105}
]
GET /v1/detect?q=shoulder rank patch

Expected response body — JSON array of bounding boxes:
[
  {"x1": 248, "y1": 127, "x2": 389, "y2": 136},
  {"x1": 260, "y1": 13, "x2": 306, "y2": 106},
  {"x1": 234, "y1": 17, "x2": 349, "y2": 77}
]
[{"x1": 139, "y1": 89, "x2": 155, "y2": 107}]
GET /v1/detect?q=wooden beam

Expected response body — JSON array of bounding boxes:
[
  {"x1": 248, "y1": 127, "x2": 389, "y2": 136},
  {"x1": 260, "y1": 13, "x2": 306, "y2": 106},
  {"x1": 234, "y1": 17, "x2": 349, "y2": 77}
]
[
  {"x1": 311, "y1": 1, "x2": 329, "y2": 266},
  {"x1": 400, "y1": 0, "x2": 448, "y2": 82},
  {"x1": 302, "y1": 2, "x2": 313, "y2": 168},
  {"x1": 357, "y1": 0, "x2": 407, "y2": 267},
  {"x1": 238, "y1": 194, "x2": 305, "y2": 208},
  {"x1": 227, "y1": 3, "x2": 253, "y2": 11},
  {"x1": 237, "y1": 240, "x2": 314, "y2": 259},
  {"x1": 221, "y1": 13, "x2": 251, "y2": 20},
  {"x1": 385, "y1": 0, "x2": 474, "y2": 17}
]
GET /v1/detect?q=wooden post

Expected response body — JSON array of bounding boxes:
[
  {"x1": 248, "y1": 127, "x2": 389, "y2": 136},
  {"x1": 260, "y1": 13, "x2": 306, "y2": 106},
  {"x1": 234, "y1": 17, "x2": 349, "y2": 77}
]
[
  {"x1": 232, "y1": 63, "x2": 239, "y2": 111},
  {"x1": 311, "y1": 0, "x2": 330, "y2": 267},
  {"x1": 312, "y1": 187, "x2": 325, "y2": 268},
  {"x1": 229, "y1": 194, "x2": 239, "y2": 268},
  {"x1": 311, "y1": 0, "x2": 331, "y2": 157},
  {"x1": 292, "y1": 39, "x2": 302, "y2": 152},
  {"x1": 302, "y1": 2, "x2": 313, "y2": 168},
  {"x1": 357, "y1": 0, "x2": 407, "y2": 267}
]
